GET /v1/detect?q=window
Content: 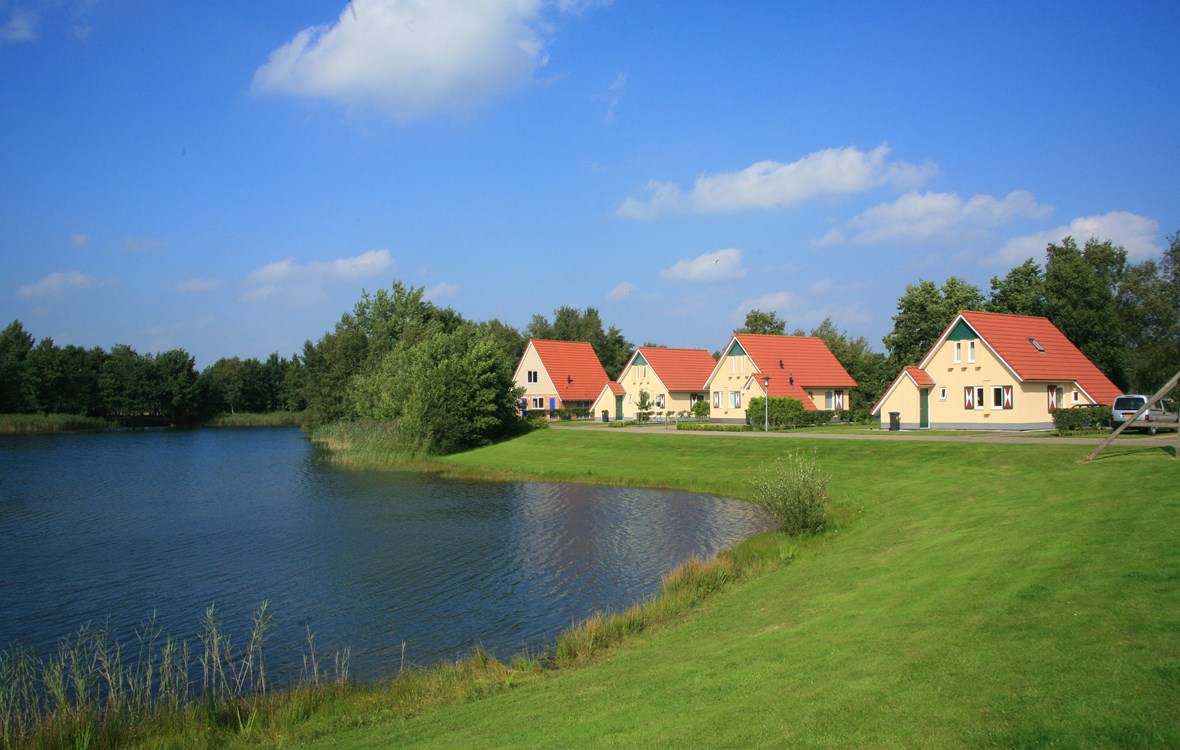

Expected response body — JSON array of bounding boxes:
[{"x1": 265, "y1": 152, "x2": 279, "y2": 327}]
[
  {"x1": 968, "y1": 340, "x2": 976, "y2": 364},
  {"x1": 954, "y1": 341, "x2": 962, "y2": 364},
  {"x1": 939, "y1": 387, "x2": 948, "y2": 402},
  {"x1": 1072, "y1": 390, "x2": 1080, "y2": 404},
  {"x1": 730, "y1": 391, "x2": 742, "y2": 409},
  {"x1": 527, "y1": 370, "x2": 538, "y2": 383},
  {"x1": 991, "y1": 385, "x2": 1013, "y2": 410},
  {"x1": 964, "y1": 386, "x2": 984, "y2": 410},
  {"x1": 712, "y1": 391, "x2": 722, "y2": 408},
  {"x1": 1029, "y1": 337, "x2": 1044, "y2": 352},
  {"x1": 824, "y1": 390, "x2": 834, "y2": 409},
  {"x1": 1048, "y1": 385, "x2": 1063, "y2": 411},
  {"x1": 531, "y1": 397, "x2": 545, "y2": 409},
  {"x1": 655, "y1": 394, "x2": 665, "y2": 409}
]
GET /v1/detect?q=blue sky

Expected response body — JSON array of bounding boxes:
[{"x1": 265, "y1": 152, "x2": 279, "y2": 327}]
[{"x1": 2, "y1": 0, "x2": 1177, "y2": 369}]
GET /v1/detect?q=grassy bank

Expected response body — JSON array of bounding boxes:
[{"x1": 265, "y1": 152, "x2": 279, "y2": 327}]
[
  {"x1": 202, "y1": 411, "x2": 306, "y2": 428},
  {"x1": 0, "y1": 413, "x2": 113, "y2": 433},
  {"x1": 287, "y1": 430, "x2": 1179, "y2": 749}
]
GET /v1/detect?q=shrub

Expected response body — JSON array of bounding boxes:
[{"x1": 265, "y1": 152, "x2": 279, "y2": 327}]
[
  {"x1": 749, "y1": 452, "x2": 830, "y2": 534},
  {"x1": 1051, "y1": 405, "x2": 1109, "y2": 433}
]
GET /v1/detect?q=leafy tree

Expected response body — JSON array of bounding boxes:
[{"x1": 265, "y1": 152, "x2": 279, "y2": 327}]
[
  {"x1": 527, "y1": 306, "x2": 633, "y2": 379},
  {"x1": 479, "y1": 318, "x2": 527, "y2": 364},
  {"x1": 635, "y1": 389, "x2": 653, "y2": 423},
  {"x1": 0, "y1": 320, "x2": 35, "y2": 412},
  {"x1": 99, "y1": 345, "x2": 152, "y2": 417},
  {"x1": 1117, "y1": 231, "x2": 1180, "y2": 393},
  {"x1": 737, "y1": 309, "x2": 787, "y2": 336},
  {"x1": 152, "y1": 349, "x2": 201, "y2": 424},
  {"x1": 986, "y1": 259, "x2": 1047, "y2": 317},
  {"x1": 883, "y1": 277, "x2": 983, "y2": 367},
  {"x1": 1044, "y1": 237, "x2": 1126, "y2": 388}
]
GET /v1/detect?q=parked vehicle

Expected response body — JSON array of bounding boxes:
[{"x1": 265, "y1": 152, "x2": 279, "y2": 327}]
[{"x1": 1111, "y1": 395, "x2": 1179, "y2": 434}]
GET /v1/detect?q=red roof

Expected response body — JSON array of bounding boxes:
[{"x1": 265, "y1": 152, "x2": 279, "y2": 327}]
[
  {"x1": 950, "y1": 311, "x2": 1121, "y2": 405},
  {"x1": 732, "y1": 334, "x2": 857, "y2": 388},
  {"x1": 747, "y1": 377, "x2": 821, "y2": 410},
  {"x1": 903, "y1": 366, "x2": 935, "y2": 388},
  {"x1": 528, "y1": 339, "x2": 611, "y2": 402},
  {"x1": 633, "y1": 347, "x2": 717, "y2": 391}
]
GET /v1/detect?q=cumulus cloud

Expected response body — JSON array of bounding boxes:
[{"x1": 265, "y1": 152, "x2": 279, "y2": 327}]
[
  {"x1": 176, "y1": 278, "x2": 224, "y2": 293},
  {"x1": 733, "y1": 292, "x2": 793, "y2": 322},
  {"x1": 17, "y1": 270, "x2": 98, "y2": 299},
  {"x1": 818, "y1": 190, "x2": 1051, "y2": 246},
  {"x1": 1, "y1": 7, "x2": 37, "y2": 43},
  {"x1": 244, "y1": 249, "x2": 393, "y2": 304},
  {"x1": 252, "y1": 0, "x2": 589, "y2": 120},
  {"x1": 424, "y1": 282, "x2": 458, "y2": 301},
  {"x1": 660, "y1": 248, "x2": 746, "y2": 282},
  {"x1": 993, "y1": 211, "x2": 1162, "y2": 265},
  {"x1": 607, "y1": 281, "x2": 637, "y2": 300},
  {"x1": 70, "y1": 233, "x2": 90, "y2": 247},
  {"x1": 618, "y1": 144, "x2": 936, "y2": 219}
]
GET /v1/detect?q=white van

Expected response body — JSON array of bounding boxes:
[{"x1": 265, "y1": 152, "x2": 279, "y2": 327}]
[{"x1": 1111, "y1": 395, "x2": 1179, "y2": 434}]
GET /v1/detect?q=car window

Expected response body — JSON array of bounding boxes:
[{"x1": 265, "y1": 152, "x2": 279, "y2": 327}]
[{"x1": 1113, "y1": 397, "x2": 1145, "y2": 410}]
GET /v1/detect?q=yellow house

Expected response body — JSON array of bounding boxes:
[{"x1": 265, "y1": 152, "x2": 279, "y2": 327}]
[
  {"x1": 591, "y1": 347, "x2": 716, "y2": 421},
  {"x1": 512, "y1": 339, "x2": 611, "y2": 418},
  {"x1": 871, "y1": 310, "x2": 1122, "y2": 430},
  {"x1": 705, "y1": 334, "x2": 858, "y2": 423}
]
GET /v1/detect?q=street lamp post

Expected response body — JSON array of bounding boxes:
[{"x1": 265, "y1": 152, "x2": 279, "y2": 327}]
[{"x1": 763, "y1": 375, "x2": 771, "y2": 432}]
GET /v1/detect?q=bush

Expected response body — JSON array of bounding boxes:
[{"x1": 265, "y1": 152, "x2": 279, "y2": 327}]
[
  {"x1": 1051, "y1": 405, "x2": 1109, "y2": 433},
  {"x1": 746, "y1": 397, "x2": 836, "y2": 429},
  {"x1": 749, "y1": 452, "x2": 830, "y2": 534}
]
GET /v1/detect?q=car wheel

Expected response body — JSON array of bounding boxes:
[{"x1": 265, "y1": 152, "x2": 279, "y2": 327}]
[{"x1": 1148, "y1": 425, "x2": 1158, "y2": 435}]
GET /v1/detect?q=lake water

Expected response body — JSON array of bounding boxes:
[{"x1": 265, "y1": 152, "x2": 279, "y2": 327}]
[{"x1": 0, "y1": 428, "x2": 772, "y2": 682}]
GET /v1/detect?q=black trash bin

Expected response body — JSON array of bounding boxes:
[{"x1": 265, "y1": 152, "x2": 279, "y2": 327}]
[
  {"x1": 602, "y1": 410, "x2": 610, "y2": 423},
  {"x1": 889, "y1": 412, "x2": 900, "y2": 431}
]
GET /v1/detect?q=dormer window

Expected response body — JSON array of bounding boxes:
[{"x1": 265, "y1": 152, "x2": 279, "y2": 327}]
[{"x1": 1029, "y1": 338, "x2": 1044, "y2": 352}]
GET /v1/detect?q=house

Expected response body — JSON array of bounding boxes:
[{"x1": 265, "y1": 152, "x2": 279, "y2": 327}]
[
  {"x1": 513, "y1": 339, "x2": 611, "y2": 417},
  {"x1": 871, "y1": 310, "x2": 1122, "y2": 430},
  {"x1": 705, "y1": 334, "x2": 858, "y2": 423},
  {"x1": 590, "y1": 347, "x2": 717, "y2": 421}
]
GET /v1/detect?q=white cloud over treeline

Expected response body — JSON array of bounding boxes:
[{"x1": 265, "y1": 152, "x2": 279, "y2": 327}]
[
  {"x1": 252, "y1": 0, "x2": 602, "y2": 120},
  {"x1": 994, "y1": 211, "x2": 1162, "y2": 264},
  {"x1": 17, "y1": 270, "x2": 98, "y2": 299},
  {"x1": 244, "y1": 249, "x2": 393, "y2": 305},
  {"x1": 618, "y1": 145, "x2": 935, "y2": 219}
]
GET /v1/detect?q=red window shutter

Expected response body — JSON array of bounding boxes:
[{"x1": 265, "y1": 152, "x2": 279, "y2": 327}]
[
  {"x1": 964, "y1": 386, "x2": 974, "y2": 409},
  {"x1": 1003, "y1": 386, "x2": 1013, "y2": 410},
  {"x1": 1047, "y1": 387, "x2": 1057, "y2": 410}
]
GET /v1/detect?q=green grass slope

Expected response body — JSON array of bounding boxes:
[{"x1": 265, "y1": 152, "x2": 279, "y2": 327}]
[{"x1": 292, "y1": 432, "x2": 1179, "y2": 749}]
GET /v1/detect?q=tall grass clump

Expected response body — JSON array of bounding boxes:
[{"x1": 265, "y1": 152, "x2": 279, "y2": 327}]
[{"x1": 749, "y1": 451, "x2": 830, "y2": 534}]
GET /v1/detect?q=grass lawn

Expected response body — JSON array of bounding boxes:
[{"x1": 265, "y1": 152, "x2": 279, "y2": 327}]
[{"x1": 267, "y1": 430, "x2": 1179, "y2": 749}]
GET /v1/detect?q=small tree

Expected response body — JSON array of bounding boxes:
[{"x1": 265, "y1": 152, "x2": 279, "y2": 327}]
[
  {"x1": 635, "y1": 389, "x2": 653, "y2": 424},
  {"x1": 692, "y1": 398, "x2": 709, "y2": 419}
]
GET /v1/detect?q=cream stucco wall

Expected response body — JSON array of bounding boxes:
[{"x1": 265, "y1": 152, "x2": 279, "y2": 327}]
[
  {"x1": 876, "y1": 377, "x2": 924, "y2": 429},
  {"x1": 613, "y1": 361, "x2": 704, "y2": 420},
  {"x1": 706, "y1": 351, "x2": 756, "y2": 421},
  {"x1": 513, "y1": 345, "x2": 563, "y2": 413}
]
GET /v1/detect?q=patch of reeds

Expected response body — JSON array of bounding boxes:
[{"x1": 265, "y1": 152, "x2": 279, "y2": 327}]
[
  {"x1": 0, "y1": 414, "x2": 112, "y2": 433},
  {"x1": 202, "y1": 411, "x2": 306, "y2": 428},
  {"x1": 0, "y1": 602, "x2": 351, "y2": 750},
  {"x1": 749, "y1": 451, "x2": 830, "y2": 534}
]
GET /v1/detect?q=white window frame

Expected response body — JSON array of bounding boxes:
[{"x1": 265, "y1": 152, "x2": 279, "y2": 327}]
[
  {"x1": 954, "y1": 341, "x2": 962, "y2": 364},
  {"x1": 531, "y1": 397, "x2": 545, "y2": 409},
  {"x1": 527, "y1": 370, "x2": 538, "y2": 384},
  {"x1": 991, "y1": 386, "x2": 1005, "y2": 410},
  {"x1": 712, "y1": 391, "x2": 722, "y2": 409},
  {"x1": 968, "y1": 340, "x2": 976, "y2": 364},
  {"x1": 939, "y1": 387, "x2": 948, "y2": 402},
  {"x1": 730, "y1": 391, "x2": 742, "y2": 409},
  {"x1": 974, "y1": 386, "x2": 985, "y2": 411},
  {"x1": 655, "y1": 393, "x2": 665, "y2": 409},
  {"x1": 824, "y1": 390, "x2": 834, "y2": 409}
]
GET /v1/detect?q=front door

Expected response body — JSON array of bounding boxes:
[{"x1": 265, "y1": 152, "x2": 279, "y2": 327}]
[
  {"x1": 920, "y1": 388, "x2": 930, "y2": 429},
  {"x1": 615, "y1": 395, "x2": 624, "y2": 421}
]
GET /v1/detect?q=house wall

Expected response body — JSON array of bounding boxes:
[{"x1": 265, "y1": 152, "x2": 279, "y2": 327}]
[
  {"x1": 875, "y1": 378, "x2": 924, "y2": 429},
  {"x1": 706, "y1": 347, "x2": 756, "y2": 422},
  {"x1": 924, "y1": 335, "x2": 1089, "y2": 429},
  {"x1": 513, "y1": 345, "x2": 564, "y2": 414}
]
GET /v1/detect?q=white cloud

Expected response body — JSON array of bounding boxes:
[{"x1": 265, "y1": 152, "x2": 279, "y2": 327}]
[
  {"x1": 17, "y1": 270, "x2": 98, "y2": 299},
  {"x1": 660, "y1": 248, "x2": 746, "y2": 282},
  {"x1": 70, "y1": 233, "x2": 90, "y2": 247},
  {"x1": 607, "y1": 281, "x2": 636, "y2": 300},
  {"x1": 733, "y1": 291, "x2": 793, "y2": 323},
  {"x1": 601, "y1": 72, "x2": 626, "y2": 122},
  {"x1": 994, "y1": 211, "x2": 1162, "y2": 265},
  {"x1": 618, "y1": 144, "x2": 936, "y2": 219},
  {"x1": 0, "y1": 8, "x2": 37, "y2": 43},
  {"x1": 176, "y1": 278, "x2": 224, "y2": 293},
  {"x1": 424, "y1": 282, "x2": 458, "y2": 301},
  {"x1": 123, "y1": 237, "x2": 169, "y2": 254},
  {"x1": 819, "y1": 190, "x2": 1052, "y2": 246},
  {"x1": 244, "y1": 249, "x2": 393, "y2": 305},
  {"x1": 252, "y1": 0, "x2": 588, "y2": 120}
]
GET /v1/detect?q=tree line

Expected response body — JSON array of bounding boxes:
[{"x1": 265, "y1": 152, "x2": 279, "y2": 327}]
[{"x1": 2, "y1": 231, "x2": 1175, "y2": 446}]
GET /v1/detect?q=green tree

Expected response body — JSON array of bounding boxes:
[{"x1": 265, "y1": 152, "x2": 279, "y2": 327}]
[
  {"x1": 99, "y1": 345, "x2": 152, "y2": 417},
  {"x1": 1044, "y1": 237, "x2": 1127, "y2": 388},
  {"x1": 635, "y1": 389, "x2": 653, "y2": 423},
  {"x1": 527, "y1": 306, "x2": 633, "y2": 379},
  {"x1": 808, "y1": 317, "x2": 890, "y2": 421},
  {"x1": 1116, "y1": 231, "x2": 1180, "y2": 393},
  {"x1": 986, "y1": 259, "x2": 1047, "y2": 317},
  {"x1": 883, "y1": 277, "x2": 984, "y2": 367},
  {"x1": 737, "y1": 309, "x2": 787, "y2": 336},
  {"x1": 0, "y1": 320, "x2": 35, "y2": 412},
  {"x1": 152, "y1": 349, "x2": 201, "y2": 424}
]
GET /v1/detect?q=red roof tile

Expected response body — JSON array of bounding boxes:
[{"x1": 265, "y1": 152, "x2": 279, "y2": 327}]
[
  {"x1": 904, "y1": 366, "x2": 935, "y2": 387},
  {"x1": 747, "y1": 377, "x2": 822, "y2": 410},
  {"x1": 634, "y1": 347, "x2": 717, "y2": 391},
  {"x1": 528, "y1": 339, "x2": 611, "y2": 402},
  {"x1": 733, "y1": 334, "x2": 857, "y2": 387},
  {"x1": 935, "y1": 311, "x2": 1121, "y2": 405}
]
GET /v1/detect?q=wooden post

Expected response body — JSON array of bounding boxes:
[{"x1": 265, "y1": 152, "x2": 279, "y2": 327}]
[{"x1": 1085, "y1": 369, "x2": 1180, "y2": 462}]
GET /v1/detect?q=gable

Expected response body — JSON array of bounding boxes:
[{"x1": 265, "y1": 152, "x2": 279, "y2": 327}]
[
  {"x1": 632, "y1": 351, "x2": 649, "y2": 366},
  {"x1": 726, "y1": 340, "x2": 747, "y2": 357},
  {"x1": 946, "y1": 319, "x2": 978, "y2": 341}
]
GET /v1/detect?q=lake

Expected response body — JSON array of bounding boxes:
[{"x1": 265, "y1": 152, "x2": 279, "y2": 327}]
[{"x1": 0, "y1": 428, "x2": 773, "y2": 683}]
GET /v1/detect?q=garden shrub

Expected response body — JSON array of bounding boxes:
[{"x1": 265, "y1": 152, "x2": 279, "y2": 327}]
[
  {"x1": 749, "y1": 451, "x2": 830, "y2": 534},
  {"x1": 1051, "y1": 405, "x2": 1108, "y2": 433}
]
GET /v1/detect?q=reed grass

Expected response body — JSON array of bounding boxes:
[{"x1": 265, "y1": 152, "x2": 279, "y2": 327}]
[
  {"x1": 202, "y1": 412, "x2": 306, "y2": 428},
  {"x1": 0, "y1": 414, "x2": 112, "y2": 433}
]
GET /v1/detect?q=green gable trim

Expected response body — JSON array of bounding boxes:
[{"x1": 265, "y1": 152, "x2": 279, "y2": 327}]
[
  {"x1": 727, "y1": 340, "x2": 747, "y2": 357},
  {"x1": 947, "y1": 319, "x2": 978, "y2": 341},
  {"x1": 633, "y1": 352, "x2": 648, "y2": 366}
]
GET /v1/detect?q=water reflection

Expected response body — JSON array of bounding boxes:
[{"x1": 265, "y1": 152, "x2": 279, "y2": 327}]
[{"x1": 0, "y1": 429, "x2": 773, "y2": 682}]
